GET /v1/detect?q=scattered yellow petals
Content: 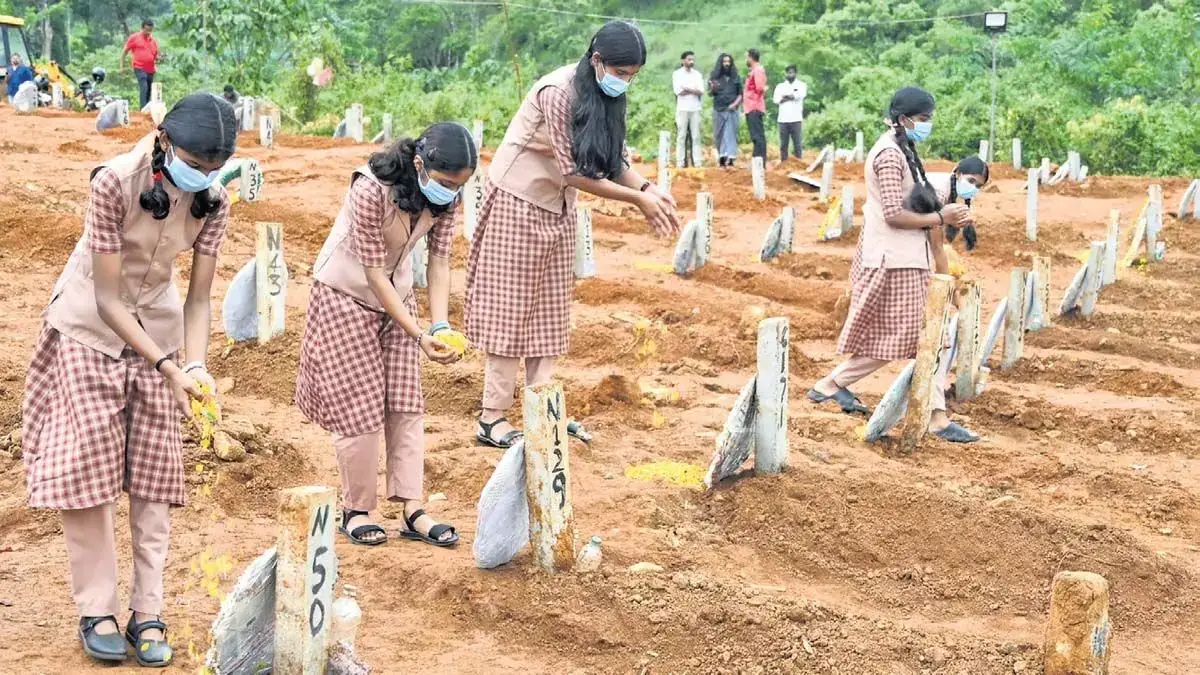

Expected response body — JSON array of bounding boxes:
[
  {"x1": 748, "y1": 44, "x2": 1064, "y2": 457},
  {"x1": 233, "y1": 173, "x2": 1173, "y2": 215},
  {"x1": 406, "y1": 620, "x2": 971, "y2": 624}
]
[{"x1": 625, "y1": 461, "x2": 704, "y2": 489}]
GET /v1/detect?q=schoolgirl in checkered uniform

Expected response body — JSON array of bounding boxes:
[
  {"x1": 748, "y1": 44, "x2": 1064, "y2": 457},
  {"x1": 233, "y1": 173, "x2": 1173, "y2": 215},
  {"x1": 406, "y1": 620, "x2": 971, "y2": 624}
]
[
  {"x1": 21, "y1": 93, "x2": 237, "y2": 665},
  {"x1": 807, "y1": 87, "x2": 981, "y2": 444},
  {"x1": 296, "y1": 123, "x2": 476, "y2": 548},
  {"x1": 466, "y1": 20, "x2": 680, "y2": 448}
]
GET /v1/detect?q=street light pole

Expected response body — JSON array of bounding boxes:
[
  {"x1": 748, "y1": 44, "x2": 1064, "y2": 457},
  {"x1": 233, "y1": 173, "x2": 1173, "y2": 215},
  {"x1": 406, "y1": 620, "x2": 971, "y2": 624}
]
[{"x1": 989, "y1": 32, "x2": 998, "y2": 163}]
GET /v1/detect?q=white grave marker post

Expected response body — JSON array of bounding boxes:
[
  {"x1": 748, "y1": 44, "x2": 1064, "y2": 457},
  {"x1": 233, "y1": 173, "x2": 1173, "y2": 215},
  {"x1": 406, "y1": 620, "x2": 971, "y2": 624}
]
[
  {"x1": 382, "y1": 113, "x2": 394, "y2": 144},
  {"x1": 841, "y1": 184, "x2": 855, "y2": 232},
  {"x1": 345, "y1": 105, "x2": 364, "y2": 143},
  {"x1": 1177, "y1": 179, "x2": 1198, "y2": 220},
  {"x1": 242, "y1": 159, "x2": 264, "y2": 203},
  {"x1": 574, "y1": 206, "x2": 595, "y2": 279},
  {"x1": 752, "y1": 156, "x2": 766, "y2": 201},
  {"x1": 1002, "y1": 269, "x2": 1028, "y2": 370},
  {"x1": 754, "y1": 318, "x2": 789, "y2": 474},
  {"x1": 820, "y1": 157, "x2": 834, "y2": 203},
  {"x1": 695, "y1": 191, "x2": 714, "y2": 265},
  {"x1": 118, "y1": 99, "x2": 130, "y2": 126},
  {"x1": 1031, "y1": 256, "x2": 1052, "y2": 331},
  {"x1": 255, "y1": 222, "x2": 287, "y2": 344},
  {"x1": 899, "y1": 274, "x2": 955, "y2": 453},
  {"x1": 150, "y1": 82, "x2": 163, "y2": 105},
  {"x1": 657, "y1": 130, "x2": 670, "y2": 184},
  {"x1": 463, "y1": 170, "x2": 484, "y2": 241},
  {"x1": 273, "y1": 486, "x2": 336, "y2": 675},
  {"x1": 1044, "y1": 572, "x2": 1112, "y2": 675},
  {"x1": 1040, "y1": 157, "x2": 1051, "y2": 184},
  {"x1": 978, "y1": 139, "x2": 990, "y2": 163},
  {"x1": 241, "y1": 97, "x2": 256, "y2": 132},
  {"x1": 472, "y1": 119, "x2": 484, "y2": 152},
  {"x1": 1026, "y1": 168, "x2": 1039, "y2": 241},
  {"x1": 1145, "y1": 184, "x2": 1163, "y2": 263},
  {"x1": 259, "y1": 114, "x2": 275, "y2": 149},
  {"x1": 523, "y1": 382, "x2": 577, "y2": 572},
  {"x1": 853, "y1": 131, "x2": 865, "y2": 163},
  {"x1": 1068, "y1": 151, "x2": 1082, "y2": 181},
  {"x1": 1012, "y1": 138, "x2": 1022, "y2": 170},
  {"x1": 954, "y1": 281, "x2": 982, "y2": 401},
  {"x1": 780, "y1": 206, "x2": 795, "y2": 253},
  {"x1": 51, "y1": 83, "x2": 63, "y2": 109},
  {"x1": 1102, "y1": 210, "x2": 1119, "y2": 286},
  {"x1": 1079, "y1": 242, "x2": 1104, "y2": 318}
]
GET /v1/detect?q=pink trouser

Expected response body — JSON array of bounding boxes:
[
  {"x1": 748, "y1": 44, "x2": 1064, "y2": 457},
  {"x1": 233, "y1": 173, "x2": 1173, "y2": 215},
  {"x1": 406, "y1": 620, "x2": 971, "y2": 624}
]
[
  {"x1": 334, "y1": 411, "x2": 424, "y2": 511},
  {"x1": 830, "y1": 353, "x2": 952, "y2": 411},
  {"x1": 482, "y1": 355, "x2": 557, "y2": 410},
  {"x1": 60, "y1": 498, "x2": 170, "y2": 617}
]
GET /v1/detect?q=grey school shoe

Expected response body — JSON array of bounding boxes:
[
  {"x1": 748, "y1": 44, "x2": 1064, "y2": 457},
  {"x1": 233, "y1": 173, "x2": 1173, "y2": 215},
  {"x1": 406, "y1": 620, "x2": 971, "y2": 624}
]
[
  {"x1": 932, "y1": 422, "x2": 980, "y2": 444},
  {"x1": 125, "y1": 615, "x2": 173, "y2": 668},
  {"x1": 79, "y1": 616, "x2": 127, "y2": 663}
]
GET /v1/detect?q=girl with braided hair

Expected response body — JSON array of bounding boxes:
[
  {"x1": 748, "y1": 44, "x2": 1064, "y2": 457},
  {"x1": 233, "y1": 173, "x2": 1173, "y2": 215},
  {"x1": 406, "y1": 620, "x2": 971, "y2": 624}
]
[
  {"x1": 928, "y1": 155, "x2": 989, "y2": 252},
  {"x1": 807, "y1": 86, "x2": 980, "y2": 444},
  {"x1": 22, "y1": 93, "x2": 237, "y2": 665}
]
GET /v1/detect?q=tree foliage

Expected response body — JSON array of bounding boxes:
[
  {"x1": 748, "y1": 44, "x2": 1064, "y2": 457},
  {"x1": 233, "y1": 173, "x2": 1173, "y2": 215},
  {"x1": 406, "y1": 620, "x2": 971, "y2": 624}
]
[{"x1": 11, "y1": 0, "x2": 1200, "y2": 175}]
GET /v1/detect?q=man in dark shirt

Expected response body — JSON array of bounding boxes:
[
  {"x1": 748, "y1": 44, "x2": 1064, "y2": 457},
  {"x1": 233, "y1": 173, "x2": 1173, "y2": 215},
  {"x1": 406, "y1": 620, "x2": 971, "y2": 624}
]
[
  {"x1": 708, "y1": 53, "x2": 742, "y2": 168},
  {"x1": 6, "y1": 54, "x2": 35, "y2": 103}
]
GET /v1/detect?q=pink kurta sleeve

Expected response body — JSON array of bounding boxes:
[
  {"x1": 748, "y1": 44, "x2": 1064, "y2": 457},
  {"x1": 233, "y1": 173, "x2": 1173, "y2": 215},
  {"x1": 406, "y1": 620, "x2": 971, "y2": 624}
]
[
  {"x1": 85, "y1": 168, "x2": 126, "y2": 254},
  {"x1": 192, "y1": 189, "x2": 230, "y2": 257},
  {"x1": 874, "y1": 148, "x2": 907, "y2": 221},
  {"x1": 538, "y1": 85, "x2": 577, "y2": 177},
  {"x1": 349, "y1": 178, "x2": 387, "y2": 268}
]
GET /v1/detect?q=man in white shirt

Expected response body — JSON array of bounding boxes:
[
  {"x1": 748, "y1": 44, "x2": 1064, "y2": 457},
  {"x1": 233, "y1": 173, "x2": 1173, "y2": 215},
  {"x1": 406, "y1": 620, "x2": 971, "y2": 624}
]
[
  {"x1": 773, "y1": 64, "x2": 807, "y2": 162},
  {"x1": 672, "y1": 51, "x2": 704, "y2": 167}
]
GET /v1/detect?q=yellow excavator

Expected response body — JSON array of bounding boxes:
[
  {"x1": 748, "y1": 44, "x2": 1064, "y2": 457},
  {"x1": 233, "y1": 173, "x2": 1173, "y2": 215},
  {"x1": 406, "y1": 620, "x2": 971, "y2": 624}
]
[{"x1": 1, "y1": 14, "x2": 86, "y2": 102}]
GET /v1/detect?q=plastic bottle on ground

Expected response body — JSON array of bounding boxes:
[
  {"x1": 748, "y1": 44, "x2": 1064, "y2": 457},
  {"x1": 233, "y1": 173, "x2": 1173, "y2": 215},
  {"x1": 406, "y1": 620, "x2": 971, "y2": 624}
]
[
  {"x1": 330, "y1": 585, "x2": 363, "y2": 650},
  {"x1": 576, "y1": 536, "x2": 603, "y2": 573}
]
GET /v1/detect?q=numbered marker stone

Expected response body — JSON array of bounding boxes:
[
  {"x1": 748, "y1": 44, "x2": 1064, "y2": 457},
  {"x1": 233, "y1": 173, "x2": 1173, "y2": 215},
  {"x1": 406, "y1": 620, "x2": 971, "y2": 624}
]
[
  {"x1": 51, "y1": 83, "x2": 63, "y2": 109},
  {"x1": 411, "y1": 235, "x2": 429, "y2": 290},
  {"x1": 1028, "y1": 256, "x2": 1051, "y2": 331},
  {"x1": 255, "y1": 222, "x2": 287, "y2": 344},
  {"x1": 853, "y1": 131, "x2": 864, "y2": 163},
  {"x1": 242, "y1": 159, "x2": 265, "y2": 203},
  {"x1": 118, "y1": 99, "x2": 130, "y2": 126},
  {"x1": 752, "y1": 157, "x2": 766, "y2": 201},
  {"x1": 382, "y1": 113, "x2": 394, "y2": 144},
  {"x1": 463, "y1": 171, "x2": 484, "y2": 241},
  {"x1": 841, "y1": 185, "x2": 855, "y2": 232},
  {"x1": 150, "y1": 82, "x2": 163, "y2": 105},
  {"x1": 899, "y1": 274, "x2": 954, "y2": 452},
  {"x1": 696, "y1": 192, "x2": 714, "y2": 230},
  {"x1": 1012, "y1": 138, "x2": 1022, "y2": 170},
  {"x1": 1044, "y1": 572, "x2": 1111, "y2": 675},
  {"x1": 574, "y1": 206, "x2": 595, "y2": 278},
  {"x1": 1002, "y1": 269, "x2": 1028, "y2": 370},
  {"x1": 780, "y1": 206, "x2": 795, "y2": 253},
  {"x1": 754, "y1": 318, "x2": 789, "y2": 474},
  {"x1": 820, "y1": 157, "x2": 834, "y2": 203},
  {"x1": 274, "y1": 486, "x2": 337, "y2": 675},
  {"x1": 472, "y1": 119, "x2": 484, "y2": 151},
  {"x1": 954, "y1": 281, "x2": 982, "y2": 401},
  {"x1": 345, "y1": 104, "x2": 364, "y2": 143},
  {"x1": 1145, "y1": 184, "x2": 1163, "y2": 264},
  {"x1": 260, "y1": 115, "x2": 275, "y2": 149},
  {"x1": 1102, "y1": 210, "x2": 1119, "y2": 286},
  {"x1": 1079, "y1": 242, "x2": 1104, "y2": 318},
  {"x1": 657, "y1": 130, "x2": 670, "y2": 181},
  {"x1": 978, "y1": 139, "x2": 990, "y2": 163},
  {"x1": 1040, "y1": 157, "x2": 1051, "y2": 184},
  {"x1": 522, "y1": 382, "x2": 577, "y2": 572}
]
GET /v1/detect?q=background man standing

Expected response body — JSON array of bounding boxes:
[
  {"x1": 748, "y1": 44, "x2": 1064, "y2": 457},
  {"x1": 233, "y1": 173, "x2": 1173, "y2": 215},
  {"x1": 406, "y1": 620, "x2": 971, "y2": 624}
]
[
  {"x1": 743, "y1": 48, "x2": 768, "y2": 163},
  {"x1": 6, "y1": 54, "x2": 35, "y2": 104},
  {"x1": 122, "y1": 19, "x2": 159, "y2": 110},
  {"x1": 672, "y1": 51, "x2": 704, "y2": 167},
  {"x1": 773, "y1": 64, "x2": 807, "y2": 162}
]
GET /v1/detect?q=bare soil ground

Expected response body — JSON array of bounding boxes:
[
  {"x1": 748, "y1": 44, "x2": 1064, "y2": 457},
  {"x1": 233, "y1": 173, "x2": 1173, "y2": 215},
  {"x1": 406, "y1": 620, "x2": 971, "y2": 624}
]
[{"x1": 0, "y1": 109, "x2": 1196, "y2": 674}]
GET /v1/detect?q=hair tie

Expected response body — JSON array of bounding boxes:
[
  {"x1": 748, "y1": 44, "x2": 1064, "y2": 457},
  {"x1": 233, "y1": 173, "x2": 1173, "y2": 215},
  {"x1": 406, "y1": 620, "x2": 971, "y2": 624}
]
[{"x1": 153, "y1": 171, "x2": 163, "y2": 182}]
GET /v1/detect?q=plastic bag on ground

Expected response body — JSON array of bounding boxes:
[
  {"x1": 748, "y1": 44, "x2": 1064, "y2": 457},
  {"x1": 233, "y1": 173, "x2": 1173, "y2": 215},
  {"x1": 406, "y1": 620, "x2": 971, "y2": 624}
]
[
  {"x1": 672, "y1": 219, "x2": 699, "y2": 275},
  {"x1": 12, "y1": 81, "x2": 38, "y2": 113},
  {"x1": 704, "y1": 375, "x2": 757, "y2": 487},
  {"x1": 864, "y1": 361, "x2": 915, "y2": 442},
  {"x1": 759, "y1": 216, "x2": 784, "y2": 262},
  {"x1": 473, "y1": 441, "x2": 529, "y2": 569},
  {"x1": 222, "y1": 258, "x2": 291, "y2": 343},
  {"x1": 95, "y1": 99, "x2": 124, "y2": 130}
]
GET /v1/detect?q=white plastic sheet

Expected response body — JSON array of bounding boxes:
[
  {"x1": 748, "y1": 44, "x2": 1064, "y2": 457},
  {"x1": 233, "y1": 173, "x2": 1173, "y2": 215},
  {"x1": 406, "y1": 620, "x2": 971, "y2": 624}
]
[{"x1": 473, "y1": 442, "x2": 530, "y2": 569}]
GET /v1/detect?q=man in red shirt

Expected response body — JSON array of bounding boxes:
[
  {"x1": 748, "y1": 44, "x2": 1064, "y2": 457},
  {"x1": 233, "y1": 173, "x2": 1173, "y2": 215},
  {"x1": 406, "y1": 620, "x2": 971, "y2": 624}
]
[
  {"x1": 122, "y1": 19, "x2": 159, "y2": 110},
  {"x1": 743, "y1": 48, "x2": 768, "y2": 162}
]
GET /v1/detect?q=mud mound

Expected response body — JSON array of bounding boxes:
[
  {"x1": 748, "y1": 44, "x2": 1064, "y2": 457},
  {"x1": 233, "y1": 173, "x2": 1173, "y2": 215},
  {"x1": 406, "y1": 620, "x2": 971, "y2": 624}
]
[
  {"x1": 99, "y1": 123, "x2": 155, "y2": 144},
  {"x1": 30, "y1": 108, "x2": 96, "y2": 119},
  {"x1": 56, "y1": 139, "x2": 100, "y2": 158},
  {"x1": 186, "y1": 426, "x2": 317, "y2": 518},
  {"x1": 229, "y1": 200, "x2": 333, "y2": 255},
  {"x1": 775, "y1": 251, "x2": 851, "y2": 281},
  {"x1": 1043, "y1": 176, "x2": 1194, "y2": 200},
  {"x1": 206, "y1": 311, "x2": 306, "y2": 405},
  {"x1": 423, "y1": 360, "x2": 484, "y2": 417},
  {"x1": 591, "y1": 211, "x2": 646, "y2": 235},
  {"x1": 1026, "y1": 325, "x2": 1199, "y2": 370},
  {"x1": 276, "y1": 134, "x2": 357, "y2": 150},
  {"x1": 0, "y1": 188, "x2": 83, "y2": 262},
  {"x1": 1000, "y1": 356, "x2": 1192, "y2": 398},
  {"x1": 0, "y1": 141, "x2": 38, "y2": 153},
  {"x1": 692, "y1": 264, "x2": 843, "y2": 314},
  {"x1": 968, "y1": 215, "x2": 1087, "y2": 267}
]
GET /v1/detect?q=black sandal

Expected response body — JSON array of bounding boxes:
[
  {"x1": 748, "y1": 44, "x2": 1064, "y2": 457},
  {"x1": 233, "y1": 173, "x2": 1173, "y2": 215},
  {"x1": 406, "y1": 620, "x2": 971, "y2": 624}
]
[
  {"x1": 477, "y1": 417, "x2": 523, "y2": 449},
  {"x1": 79, "y1": 615, "x2": 126, "y2": 663},
  {"x1": 807, "y1": 386, "x2": 871, "y2": 416},
  {"x1": 401, "y1": 508, "x2": 459, "y2": 548},
  {"x1": 339, "y1": 509, "x2": 388, "y2": 546},
  {"x1": 124, "y1": 615, "x2": 173, "y2": 668}
]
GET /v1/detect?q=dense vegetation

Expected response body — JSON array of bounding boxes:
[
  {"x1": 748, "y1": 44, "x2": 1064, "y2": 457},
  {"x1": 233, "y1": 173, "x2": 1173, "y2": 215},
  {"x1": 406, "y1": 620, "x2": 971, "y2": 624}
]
[{"x1": 6, "y1": 0, "x2": 1198, "y2": 175}]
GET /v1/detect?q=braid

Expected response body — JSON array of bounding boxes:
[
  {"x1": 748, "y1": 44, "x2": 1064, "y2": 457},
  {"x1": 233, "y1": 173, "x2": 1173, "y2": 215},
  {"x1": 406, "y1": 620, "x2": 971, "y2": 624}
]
[
  {"x1": 138, "y1": 139, "x2": 172, "y2": 220},
  {"x1": 189, "y1": 186, "x2": 220, "y2": 219},
  {"x1": 948, "y1": 169, "x2": 959, "y2": 203}
]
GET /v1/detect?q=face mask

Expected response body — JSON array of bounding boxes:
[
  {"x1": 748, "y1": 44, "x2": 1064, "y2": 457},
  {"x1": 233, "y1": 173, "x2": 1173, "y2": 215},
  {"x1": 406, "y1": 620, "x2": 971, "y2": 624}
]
[
  {"x1": 905, "y1": 120, "x2": 933, "y2": 143},
  {"x1": 596, "y1": 67, "x2": 630, "y2": 98},
  {"x1": 165, "y1": 145, "x2": 219, "y2": 193},
  {"x1": 956, "y1": 178, "x2": 979, "y2": 200},
  {"x1": 418, "y1": 167, "x2": 459, "y2": 206}
]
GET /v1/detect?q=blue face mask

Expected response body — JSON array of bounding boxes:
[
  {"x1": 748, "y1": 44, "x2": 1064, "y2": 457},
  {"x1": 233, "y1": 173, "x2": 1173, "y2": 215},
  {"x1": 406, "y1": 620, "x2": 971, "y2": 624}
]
[
  {"x1": 596, "y1": 67, "x2": 630, "y2": 98},
  {"x1": 905, "y1": 120, "x2": 933, "y2": 143},
  {"x1": 418, "y1": 167, "x2": 459, "y2": 206},
  {"x1": 166, "y1": 145, "x2": 219, "y2": 193},
  {"x1": 956, "y1": 178, "x2": 979, "y2": 200}
]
